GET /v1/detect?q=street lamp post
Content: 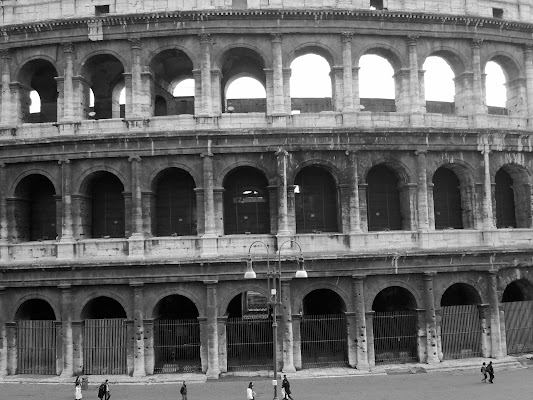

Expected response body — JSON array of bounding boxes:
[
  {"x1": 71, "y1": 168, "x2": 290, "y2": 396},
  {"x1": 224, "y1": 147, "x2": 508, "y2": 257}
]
[{"x1": 245, "y1": 239, "x2": 307, "y2": 400}]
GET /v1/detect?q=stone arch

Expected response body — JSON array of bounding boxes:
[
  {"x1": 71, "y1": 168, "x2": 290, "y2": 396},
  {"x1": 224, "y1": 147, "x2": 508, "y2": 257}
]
[
  {"x1": 217, "y1": 284, "x2": 270, "y2": 317},
  {"x1": 421, "y1": 47, "x2": 468, "y2": 77},
  {"x1": 213, "y1": 42, "x2": 268, "y2": 71},
  {"x1": 362, "y1": 158, "x2": 412, "y2": 186},
  {"x1": 436, "y1": 277, "x2": 486, "y2": 306},
  {"x1": 484, "y1": 51, "x2": 523, "y2": 82},
  {"x1": 502, "y1": 278, "x2": 533, "y2": 302},
  {"x1": 79, "y1": 49, "x2": 129, "y2": 74},
  {"x1": 498, "y1": 269, "x2": 533, "y2": 301},
  {"x1": 11, "y1": 294, "x2": 60, "y2": 321},
  {"x1": 428, "y1": 159, "x2": 476, "y2": 187},
  {"x1": 366, "y1": 279, "x2": 423, "y2": 311},
  {"x1": 356, "y1": 43, "x2": 405, "y2": 71},
  {"x1": 216, "y1": 161, "x2": 272, "y2": 187},
  {"x1": 292, "y1": 281, "x2": 352, "y2": 314},
  {"x1": 287, "y1": 42, "x2": 337, "y2": 69},
  {"x1": 148, "y1": 289, "x2": 205, "y2": 319},
  {"x1": 289, "y1": 159, "x2": 343, "y2": 187},
  {"x1": 14, "y1": 55, "x2": 60, "y2": 83},
  {"x1": 149, "y1": 164, "x2": 200, "y2": 193},
  {"x1": 76, "y1": 165, "x2": 129, "y2": 194},
  {"x1": 496, "y1": 162, "x2": 531, "y2": 183},
  {"x1": 76, "y1": 291, "x2": 131, "y2": 320},
  {"x1": 147, "y1": 44, "x2": 199, "y2": 71},
  {"x1": 9, "y1": 169, "x2": 59, "y2": 197}
]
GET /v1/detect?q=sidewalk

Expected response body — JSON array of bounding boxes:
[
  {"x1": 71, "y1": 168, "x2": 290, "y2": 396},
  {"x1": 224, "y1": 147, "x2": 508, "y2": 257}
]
[{"x1": 1, "y1": 354, "x2": 530, "y2": 385}]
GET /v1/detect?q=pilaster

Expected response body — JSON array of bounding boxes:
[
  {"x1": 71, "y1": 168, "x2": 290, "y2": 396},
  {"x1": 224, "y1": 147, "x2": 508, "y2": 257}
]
[
  {"x1": 280, "y1": 280, "x2": 295, "y2": 372},
  {"x1": 131, "y1": 282, "x2": 145, "y2": 377},
  {"x1": 423, "y1": 272, "x2": 439, "y2": 364},
  {"x1": 487, "y1": 270, "x2": 503, "y2": 358},
  {"x1": 59, "y1": 284, "x2": 73, "y2": 377},
  {"x1": 353, "y1": 276, "x2": 369, "y2": 369},
  {"x1": 204, "y1": 280, "x2": 220, "y2": 379}
]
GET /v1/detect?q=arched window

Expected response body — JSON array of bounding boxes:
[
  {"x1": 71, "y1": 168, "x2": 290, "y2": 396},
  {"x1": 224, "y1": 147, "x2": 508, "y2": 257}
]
[
  {"x1": 485, "y1": 61, "x2": 507, "y2": 114},
  {"x1": 366, "y1": 165, "x2": 402, "y2": 231},
  {"x1": 87, "y1": 172, "x2": 125, "y2": 238},
  {"x1": 290, "y1": 54, "x2": 332, "y2": 114},
  {"x1": 423, "y1": 56, "x2": 455, "y2": 114},
  {"x1": 173, "y1": 78, "x2": 195, "y2": 115},
  {"x1": 433, "y1": 168, "x2": 463, "y2": 229},
  {"x1": 295, "y1": 166, "x2": 338, "y2": 233},
  {"x1": 154, "y1": 96, "x2": 167, "y2": 116},
  {"x1": 225, "y1": 76, "x2": 266, "y2": 113},
  {"x1": 359, "y1": 55, "x2": 395, "y2": 112},
  {"x1": 18, "y1": 60, "x2": 58, "y2": 123},
  {"x1": 495, "y1": 169, "x2": 516, "y2": 228}
]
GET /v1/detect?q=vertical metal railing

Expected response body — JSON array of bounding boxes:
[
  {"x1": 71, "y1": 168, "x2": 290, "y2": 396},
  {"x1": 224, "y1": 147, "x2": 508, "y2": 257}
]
[
  {"x1": 153, "y1": 319, "x2": 201, "y2": 373},
  {"x1": 502, "y1": 300, "x2": 533, "y2": 354},
  {"x1": 83, "y1": 319, "x2": 127, "y2": 375},
  {"x1": 226, "y1": 316, "x2": 273, "y2": 371},
  {"x1": 301, "y1": 314, "x2": 348, "y2": 368},
  {"x1": 441, "y1": 305, "x2": 482, "y2": 359},
  {"x1": 16, "y1": 320, "x2": 57, "y2": 374},
  {"x1": 373, "y1": 310, "x2": 419, "y2": 364}
]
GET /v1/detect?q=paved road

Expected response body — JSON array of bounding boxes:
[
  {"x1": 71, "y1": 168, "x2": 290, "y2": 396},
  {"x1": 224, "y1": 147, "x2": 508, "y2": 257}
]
[{"x1": 2, "y1": 368, "x2": 532, "y2": 400}]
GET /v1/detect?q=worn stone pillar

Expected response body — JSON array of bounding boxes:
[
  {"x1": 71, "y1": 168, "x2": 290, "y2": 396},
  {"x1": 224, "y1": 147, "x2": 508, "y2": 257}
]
[
  {"x1": 59, "y1": 159, "x2": 74, "y2": 241},
  {"x1": 478, "y1": 304, "x2": 491, "y2": 358},
  {"x1": 331, "y1": 66, "x2": 343, "y2": 112},
  {"x1": 291, "y1": 314, "x2": 302, "y2": 370},
  {"x1": 487, "y1": 270, "x2": 503, "y2": 358},
  {"x1": 129, "y1": 38, "x2": 142, "y2": 118},
  {"x1": 482, "y1": 149, "x2": 494, "y2": 230},
  {"x1": 276, "y1": 149, "x2": 290, "y2": 236},
  {"x1": 72, "y1": 321, "x2": 83, "y2": 375},
  {"x1": 341, "y1": 32, "x2": 354, "y2": 111},
  {"x1": 129, "y1": 156, "x2": 144, "y2": 256},
  {"x1": 204, "y1": 280, "x2": 220, "y2": 379},
  {"x1": 61, "y1": 43, "x2": 75, "y2": 121},
  {"x1": 283, "y1": 68, "x2": 292, "y2": 114},
  {"x1": 352, "y1": 66, "x2": 360, "y2": 110},
  {"x1": 211, "y1": 68, "x2": 222, "y2": 115},
  {"x1": 0, "y1": 163, "x2": 7, "y2": 261},
  {"x1": 131, "y1": 282, "x2": 145, "y2": 377},
  {"x1": 423, "y1": 272, "x2": 439, "y2": 364},
  {"x1": 59, "y1": 284, "x2": 73, "y2": 377},
  {"x1": 217, "y1": 316, "x2": 227, "y2": 373},
  {"x1": 406, "y1": 36, "x2": 420, "y2": 113},
  {"x1": 1, "y1": 49, "x2": 12, "y2": 126},
  {"x1": 6, "y1": 321, "x2": 16, "y2": 375},
  {"x1": 287, "y1": 185, "x2": 296, "y2": 235},
  {"x1": 346, "y1": 311, "x2": 357, "y2": 367},
  {"x1": 471, "y1": 39, "x2": 486, "y2": 115},
  {"x1": 271, "y1": 34, "x2": 286, "y2": 115},
  {"x1": 349, "y1": 152, "x2": 362, "y2": 234},
  {"x1": 353, "y1": 276, "x2": 369, "y2": 369},
  {"x1": 199, "y1": 34, "x2": 213, "y2": 116},
  {"x1": 143, "y1": 318, "x2": 154, "y2": 375},
  {"x1": 524, "y1": 45, "x2": 533, "y2": 118},
  {"x1": 365, "y1": 311, "x2": 375, "y2": 368},
  {"x1": 202, "y1": 152, "x2": 216, "y2": 237},
  {"x1": 280, "y1": 280, "x2": 295, "y2": 372},
  {"x1": 416, "y1": 150, "x2": 430, "y2": 231},
  {"x1": 0, "y1": 287, "x2": 6, "y2": 376}
]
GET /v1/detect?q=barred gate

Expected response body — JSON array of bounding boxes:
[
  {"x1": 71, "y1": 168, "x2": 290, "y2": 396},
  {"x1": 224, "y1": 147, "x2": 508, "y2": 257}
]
[
  {"x1": 16, "y1": 320, "x2": 57, "y2": 374},
  {"x1": 301, "y1": 314, "x2": 348, "y2": 368},
  {"x1": 373, "y1": 311, "x2": 418, "y2": 364},
  {"x1": 83, "y1": 319, "x2": 127, "y2": 375},
  {"x1": 441, "y1": 305, "x2": 482, "y2": 359},
  {"x1": 153, "y1": 319, "x2": 201, "y2": 373},
  {"x1": 226, "y1": 317, "x2": 273, "y2": 371},
  {"x1": 502, "y1": 300, "x2": 533, "y2": 354}
]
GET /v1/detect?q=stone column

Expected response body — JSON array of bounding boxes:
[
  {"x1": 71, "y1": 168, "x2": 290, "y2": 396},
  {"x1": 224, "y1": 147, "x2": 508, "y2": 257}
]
[
  {"x1": 271, "y1": 34, "x2": 286, "y2": 115},
  {"x1": 1, "y1": 49, "x2": 12, "y2": 126},
  {"x1": 62, "y1": 43, "x2": 75, "y2": 121},
  {"x1": 524, "y1": 45, "x2": 533, "y2": 119},
  {"x1": 199, "y1": 34, "x2": 213, "y2": 116},
  {"x1": 131, "y1": 282, "x2": 145, "y2": 377},
  {"x1": 348, "y1": 152, "x2": 362, "y2": 233},
  {"x1": 0, "y1": 163, "x2": 7, "y2": 261},
  {"x1": 0, "y1": 287, "x2": 6, "y2": 376},
  {"x1": 276, "y1": 149, "x2": 290, "y2": 236},
  {"x1": 204, "y1": 280, "x2": 220, "y2": 379},
  {"x1": 352, "y1": 66, "x2": 360, "y2": 111},
  {"x1": 478, "y1": 304, "x2": 491, "y2": 358},
  {"x1": 353, "y1": 276, "x2": 369, "y2": 369},
  {"x1": 202, "y1": 152, "x2": 216, "y2": 238},
  {"x1": 423, "y1": 272, "x2": 439, "y2": 364},
  {"x1": 283, "y1": 68, "x2": 292, "y2": 114},
  {"x1": 291, "y1": 314, "x2": 302, "y2": 370},
  {"x1": 331, "y1": 67, "x2": 344, "y2": 111},
  {"x1": 406, "y1": 36, "x2": 420, "y2": 113},
  {"x1": 482, "y1": 149, "x2": 494, "y2": 229},
  {"x1": 72, "y1": 321, "x2": 83, "y2": 376},
  {"x1": 365, "y1": 311, "x2": 375, "y2": 367},
  {"x1": 471, "y1": 39, "x2": 486, "y2": 115},
  {"x1": 59, "y1": 159, "x2": 74, "y2": 241},
  {"x1": 143, "y1": 318, "x2": 154, "y2": 375},
  {"x1": 280, "y1": 280, "x2": 295, "y2": 372},
  {"x1": 129, "y1": 38, "x2": 142, "y2": 118},
  {"x1": 6, "y1": 321, "x2": 16, "y2": 375},
  {"x1": 341, "y1": 32, "x2": 354, "y2": 111},
  {"x1": 487, "y1": 270, "x2": 503, "y2": 358},
  {"x1": 129, "y1": 156, "x2": 144, "y2": 256},
  {"x1": 416, "y1": 150, "x2": 430, "y2": 231},
  {"x1": 211, "y1": 68, "x2": 222, "y2": 115},
  {"x1": 59, "y1": 284, "x2": 73, "y2": 377}
]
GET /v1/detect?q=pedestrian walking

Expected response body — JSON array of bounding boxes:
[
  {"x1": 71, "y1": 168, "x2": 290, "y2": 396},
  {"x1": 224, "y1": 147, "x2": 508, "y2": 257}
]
[
  {"x1": 75, "y1": 380, "x2": 82, "y2": 400},
  {"x1": 487, "y1": 361, "x2": 495, "y2": 383},
  {"x1": 281, "y1": 375, "x2": 294, "y2": 400},
  {"x1": 104, "y1": 379, "x2": 111, "y2": 400},
  {"x1": 97, "y1": 381, "x2": 106, "y2": 400},
  {"x1": 180, "y1": 381, "x2": 187, "y2": 400},
  {"x1": 246, "y1": 382, "x2": 256, "y2": 400},
  {"x1": 480, "y1": 362, "x2": 487, "y2": 382}
]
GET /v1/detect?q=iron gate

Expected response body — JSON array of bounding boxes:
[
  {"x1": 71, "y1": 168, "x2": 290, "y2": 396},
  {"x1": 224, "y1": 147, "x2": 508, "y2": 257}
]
[
  {"x1": 153, "y1": 319, "x2": 201, "y2": 373},
  {"x1": 502, "y1": 300, "x2": 533, "y2": 354},
  {"x1": 441, "y1": 305, "x2": 482, "y2": 359},
  {"x1": 83, "y1": 319, "x2": 127, "y2": 375},
  {"x1": 16, "y1": 320, "x2": 57, "y2": 374},
  {"x1": 373, "y1": 310, "x2": 418, "y2": 364},
  {"x1": 226, "y1": 317, "x2": 273, "y2": 371},
  {"x1": 301, "y1": 314, "x2": 348, "y2": 368}
]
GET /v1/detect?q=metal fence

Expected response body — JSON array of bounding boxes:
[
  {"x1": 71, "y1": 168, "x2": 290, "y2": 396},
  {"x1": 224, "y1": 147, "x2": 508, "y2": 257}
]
[
  {"x1": 16, "y1": 320, "x2": 57, "y2": 375},
  {"x1": 226, "y1": 317, "x2": 273, "y2": 371},
  {"x1": 83, "y1": 319, "x2": 127, "y2": 375},
  {"x1": 301, "y1": 314, "x2": 348, "y2": 368},
  {"x1": 502, "y1": 300, "x2": 533, "y2": 355},
  {"x1": 153, "y1": 319, "x2": 202, "y2": 373},
  {"x1": 373, "y1": 311, "x2": 419, "y2": 364},
  {"x1": 441, "y1": 305, "x2": 482, "y2": 360}
]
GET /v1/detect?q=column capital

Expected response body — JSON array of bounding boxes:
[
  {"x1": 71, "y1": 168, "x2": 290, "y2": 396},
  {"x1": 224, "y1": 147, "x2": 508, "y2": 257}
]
[
  {"x1": 524, "y1": 44, "x2": 533, "y2": 54},
  {"x1": 0, "y1": 162, "x2": 6, "y2": 168},
  {"x1": 198, "y1": 33, "x2": 211, "y2": 44},
  {"x1": 0, "y1": 48, "x2": 12, "y2": 59},
  {"x1": 203, "y1": 279, "x2": 218, "y2": 285},
  {"x1": 58, "y1": 158, "x2": 71, "y2": 165},
  {"x1": 487, "y1": 268, "x2": 499, "y2": 275},
  {"x1": 128, "y1": 155, "x2": 141, "y2": 163},
  {"x1": 414, "y1": 149, "x2": 428, "y2": 156},
  {"x1": 481, "y1": 148, "x2": 491, "y2": 156},
  {"x1": 129, "y1": 37, "x2": 142, "y2": 50},
  {"x1": 58, "y1": 283, "x2": 72, "y2": 290},
  {"x1": 129, "y1": 281, "x2": 144, "y2": 287},
  {"x1": 275, "y1": 148, "x2": 289, "y2": 157},
  {"x1": 471, "y1": 38, "x2": 483, "y2": 49},
  {"x1": 200, "y1": 152, "x2": 213, "y2": 158},
  {"x1": 341, "y1": 32, "x2": 353, "y2": 43},
  {"x1": 352, "y1": 274, "x2": 366, "y2": 281},
  {"x1": 270, "y1": 33, "x2": 283, "y2": 43},
  {"x1": 423, "y1": 271, "x2": 437, "y2": 278},
  {"x1": 62, "y1": 42, "x2": 75, "y2": 54},
  {"x1": 406, "y1": 35, "x2": 419, "y2": 46}
]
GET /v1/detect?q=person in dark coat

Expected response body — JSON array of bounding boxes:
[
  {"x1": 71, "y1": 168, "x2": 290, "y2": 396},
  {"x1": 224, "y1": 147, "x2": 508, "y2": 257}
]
[
  {"x1": 281, "y1": 375, "x2": 294, "y2": 400},
  {"x1": 180, "y1": 381, "x2": 187, "y2": 400},
  {"x1": 486, "y1": 361, "x2": 495, "y2": 383}
]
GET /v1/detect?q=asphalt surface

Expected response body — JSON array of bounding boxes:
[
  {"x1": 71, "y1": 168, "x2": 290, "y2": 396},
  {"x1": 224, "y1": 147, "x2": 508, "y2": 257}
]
[{"x1": 2, "y1": 367, "x2": 532, "y2": 400}]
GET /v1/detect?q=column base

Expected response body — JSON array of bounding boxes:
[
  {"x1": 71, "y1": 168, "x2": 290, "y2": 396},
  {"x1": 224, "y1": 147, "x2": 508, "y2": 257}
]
[
  {"x1": 268, "y1": 114, "x2": 289, "y2": 128},
  {"x1": 349, "y1": 232, "x2": 363, "y2": 250},
  {"x1": 128, "y1": 236, "x2": 145, "y2": 257},
  {"x1": 355, "y1": 361, "x2": 370, "y2": 371},
  {"x1": 60, "y1": 368, "x2": 74, "y2": 378},
  {"x1": 201, "y1": 235, "x2": 218, "y2": 258},
  {"x1": 282, "y1": 365, "x2": 296, "y2": 373},
  {"x1": 409, "y1": 113, "x2": 425, "y2": 127},
  {"x1": 206, "y1": 368, "x2": 221, "y2": 379},
  {"x1": 57, "y1": 240, "x2": 76, "y2": 259}
]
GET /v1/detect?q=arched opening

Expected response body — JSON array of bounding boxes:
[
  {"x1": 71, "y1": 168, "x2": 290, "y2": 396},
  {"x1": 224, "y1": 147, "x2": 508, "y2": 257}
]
[
  {"x1": 423, "y1": 56, "x2": 455, "y2": 114},
  {"x1": 495, "y1": 169, "x2": 517, "y2": 228},
  {"x1": 432, "y1": 167, "x2": 463, "y2": 229},
  {"x1": 485, "y1": 61, "x2": 508, "y2": 115},
  {"x1": 372, "y1": 286, "x2": 418, "y2": 364},
  {"x1": 295, "y1": 166, "x2": 338, "y2": 233},
  {"x1": 440, "y1": 283, "x2": 482, "y2": 359},
  {"x1": 225, "y1": 291, "x2": 272, "y2": 371},
  {"x1": 15, "y1": 299, "x2": 57, "y2": 374},
  {"x1": 151, "y1": 49, "x2": 195, "y2": 116},
  {"x1": 13, "y1": 174, "x2": 57, "y2": 242},
  {"x1": 81, "y1": 296, "x2": 127, "y2": 375},
  {"x1": 501, "y1": 279, "x2": 533, "y2": 354},
  {"x1": 220, "y1": 48, "x2": 266, "y2": 114},
  {"x1": 18, "y1": 59, "x2": 58, "y2": 123},
  {"x1": 154, "y1": 96, "x2": 167, "y2": 116},
  {"x1": 301, "y1": 289, "x2": 348, "y2": 368},
  {"x1": 83, "y1": 172, "x2": 125, "y2": 239},
  {"x1": 81, "y1": 54, "x2": 125, "y2": 120},
  {"x1": 223, "y1": 167, "x2": 270, "y2": 235},
  {"x1": 290, "y1": 53, "x2": 332, "y2": 114},
  {"x1": 153, "y1": 295, "x2": 201, "y2": 374},
  {"x1": 359, "y1": 54, "x2": 395, "y2": 112},
  {"x1": 153, "y1": 168, "x2": 197, "y2": 237},
  {"x1": 366, "y1": 165, "x2": 402, "y2": 231},
  {"x1": 225, "y1": 76, "x2": 266, "y2": 113}
]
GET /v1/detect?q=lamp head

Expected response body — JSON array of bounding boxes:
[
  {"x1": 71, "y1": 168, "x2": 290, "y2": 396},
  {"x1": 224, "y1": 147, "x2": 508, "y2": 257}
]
[
  {"x1": 295, "y1": 256, "x2": 307, "y2": 278},
  {"x1": 244, "y1": 256, "x2": 257, "y2": 279}
]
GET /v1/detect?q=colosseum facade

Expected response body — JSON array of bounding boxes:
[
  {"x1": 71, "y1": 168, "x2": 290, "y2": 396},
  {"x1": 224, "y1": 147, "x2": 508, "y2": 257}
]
[{"x1": 0, "y1": 0, "x2": 532, "y2": 379}]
